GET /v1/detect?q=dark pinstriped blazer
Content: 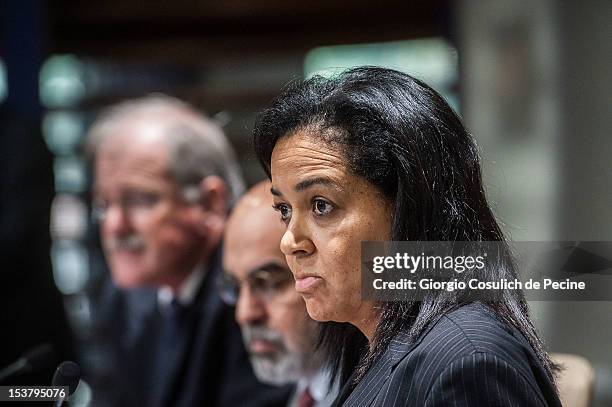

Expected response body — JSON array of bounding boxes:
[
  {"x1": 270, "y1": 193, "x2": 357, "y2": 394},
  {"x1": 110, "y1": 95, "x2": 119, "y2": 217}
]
[{"x1": 333, "y1": 303, "x2": 561, "y2": 406}]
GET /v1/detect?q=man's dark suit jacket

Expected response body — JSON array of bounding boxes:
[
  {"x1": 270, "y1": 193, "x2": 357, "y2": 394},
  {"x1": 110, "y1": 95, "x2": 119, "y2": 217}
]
[
  {"x1": 87, "y1": 248, "x2": 292, "y2": 407},
  {"x1": 334, "y1": 303, "x2": 561, "y2": 407}
]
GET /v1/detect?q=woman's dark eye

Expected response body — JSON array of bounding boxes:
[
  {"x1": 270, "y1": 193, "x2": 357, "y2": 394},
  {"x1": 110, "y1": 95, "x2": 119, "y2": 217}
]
[
  {"x1": 272, "y1": 203, "x2": 292, "y2": 223},
  {"x1": 313, "y1": 198, "x2": 334, "y2": 216}
]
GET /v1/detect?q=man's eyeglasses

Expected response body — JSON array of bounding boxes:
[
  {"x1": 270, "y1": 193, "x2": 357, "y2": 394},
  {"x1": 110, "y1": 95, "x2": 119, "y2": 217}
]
[
  {"x1": 218, "y1": 266, "x2": 294, "y2": 306},
  {"x1": 91, "y1": 190, "x2": 163, "y2": 222}
]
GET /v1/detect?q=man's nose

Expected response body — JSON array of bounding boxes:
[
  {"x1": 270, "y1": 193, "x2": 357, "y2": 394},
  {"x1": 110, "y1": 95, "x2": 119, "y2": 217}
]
[
  {"x1": 102, "y1": 205, "x2": 132, "y2": 236},
  {"x1": 235, "y1": 286, "x2": 267, "y2": 327}
]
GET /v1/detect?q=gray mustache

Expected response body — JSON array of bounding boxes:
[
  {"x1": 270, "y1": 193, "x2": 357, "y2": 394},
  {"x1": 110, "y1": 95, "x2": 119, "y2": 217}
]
[
  {"x1": 104, "y1": 235, "x2": 146, "y2": 252},
  {"x1": 242, "y1": 326, "x2": 284, "y2": 346}
]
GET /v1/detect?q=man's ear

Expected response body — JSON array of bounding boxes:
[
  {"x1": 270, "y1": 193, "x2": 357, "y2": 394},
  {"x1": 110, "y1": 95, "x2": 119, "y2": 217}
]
[{"x1": 196, "y1": 175, "x2": 228, "y2": 232}]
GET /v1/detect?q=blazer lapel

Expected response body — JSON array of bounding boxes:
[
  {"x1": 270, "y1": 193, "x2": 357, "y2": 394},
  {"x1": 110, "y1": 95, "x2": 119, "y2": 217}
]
[
  {"x1": 340, "y1": 330, "x2": 409, "y2": 407},
  {"x1": 339, "y1": 317, "x2": 443, "y2": 407}
]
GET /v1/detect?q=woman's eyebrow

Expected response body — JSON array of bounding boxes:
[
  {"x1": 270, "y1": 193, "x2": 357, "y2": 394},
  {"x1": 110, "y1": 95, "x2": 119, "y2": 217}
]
[
  {"x1": 294, "y1": 176, "x2": 340, "y2": 192},
  {"x1": 270, "y1": 186, "x2": 282, "y2": 196},
  {"x1": 271, "y1": 177, "x2": 342, "y2": 197}
]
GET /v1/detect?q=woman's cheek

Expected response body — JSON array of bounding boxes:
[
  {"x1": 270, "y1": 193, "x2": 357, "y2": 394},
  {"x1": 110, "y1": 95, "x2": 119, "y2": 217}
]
[{"x1": 329, "y1": 239, "x2": 359, "y2": 289}]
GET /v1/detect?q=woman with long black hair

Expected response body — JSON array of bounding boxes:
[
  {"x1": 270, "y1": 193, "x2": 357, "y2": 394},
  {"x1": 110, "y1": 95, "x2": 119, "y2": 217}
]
[{"x1": 253, "y1": 66, "x2": 560, "y2": 406}]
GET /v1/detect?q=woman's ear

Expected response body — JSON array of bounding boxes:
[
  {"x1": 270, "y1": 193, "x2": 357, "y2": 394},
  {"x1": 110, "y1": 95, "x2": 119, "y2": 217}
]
[{"x1": 195, "y1": 175, "x2": 228, "y2": 234}]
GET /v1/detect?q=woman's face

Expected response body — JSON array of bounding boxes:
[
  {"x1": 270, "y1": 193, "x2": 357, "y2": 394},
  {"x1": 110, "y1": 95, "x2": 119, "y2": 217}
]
[{"x1": 270, "y1": 129, "x2": 393, "y2": 329}]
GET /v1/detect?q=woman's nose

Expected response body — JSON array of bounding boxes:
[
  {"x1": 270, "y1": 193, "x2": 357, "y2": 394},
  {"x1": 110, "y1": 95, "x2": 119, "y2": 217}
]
[{"x1": 280, "y1": 218, "x2": 315, "y2": 257}]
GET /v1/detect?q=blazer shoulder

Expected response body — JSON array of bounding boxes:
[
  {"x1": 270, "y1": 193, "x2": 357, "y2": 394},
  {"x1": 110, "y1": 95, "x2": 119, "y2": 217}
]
[
  {"x1": 415, "y1": 303, "x2": 508, "y2": 351},
  {"x1": 402, "y1": 303, "x2": 536, "y2": 383},
  {"x1": 441, "y1": 303, "x2": 533, "y2": 367},
  {"x1": 381, "y1": 303, "x2": 555, "y2": 406}
]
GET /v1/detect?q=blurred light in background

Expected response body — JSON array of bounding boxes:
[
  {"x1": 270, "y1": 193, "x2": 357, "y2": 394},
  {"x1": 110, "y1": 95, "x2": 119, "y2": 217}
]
[
  {"x1": 39, "y1": 55, "x2": 85, "y2": 108},
  {"x1": 0, "y1": 59, "x2": 6, "y2": 103},
  {"x1": 41, "y1": 55, "x2": 95, "y2": 349},
  {"x1": 304, "y1": 38, "x2": 459, "y2": 112},
  {"x1": 50, "y1": 194, "x2": 88, "y2": 241},
  {"x1": 53, "y1": 156, "x2": 87, "y2": 193},
  {"x1": 42, "y1": 111, "x2": 85, "y2": 155},
  {"x1": 51, "y1": 242, "x2": 89, "y2": 295}
]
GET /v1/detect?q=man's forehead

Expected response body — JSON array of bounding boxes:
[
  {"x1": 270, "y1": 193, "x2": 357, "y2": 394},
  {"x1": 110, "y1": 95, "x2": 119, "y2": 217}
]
[
  {"x1": 225, "y1": 218, "x2": 283, "y2": 255},
  {"x1": 224, "y1": 213, "x2": 287, "y2": 275},
  {"x1": 226, "y1": 205, "x2": 284, "y2": 246},
  {"x1": 97, "y1": 142, "x2": 168, "y2": 167},
  {"x1": 100, "y1": 117, "x2": 169, "y2": 151},
  {"x1": 94, "y1": 140, "x2": 174, "y2": 193}
]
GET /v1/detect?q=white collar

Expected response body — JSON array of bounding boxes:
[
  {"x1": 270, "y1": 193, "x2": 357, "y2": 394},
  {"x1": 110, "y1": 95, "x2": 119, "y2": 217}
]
[
  {"x1": 296, "y1": 368, "x2": 331, "y2": 403},
  {"x1": 157, "y1": 265, "x2": 206, "y2": 308}
]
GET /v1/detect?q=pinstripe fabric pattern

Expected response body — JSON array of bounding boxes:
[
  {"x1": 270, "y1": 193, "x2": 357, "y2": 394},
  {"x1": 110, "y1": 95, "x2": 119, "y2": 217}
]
[{"x1": 334, "y1": 303, "x2": 561, "y2": 407}]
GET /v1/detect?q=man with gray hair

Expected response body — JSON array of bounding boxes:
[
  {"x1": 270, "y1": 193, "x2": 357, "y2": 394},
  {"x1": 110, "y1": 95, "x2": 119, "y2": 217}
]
[{"x1": 86, "y1": 95, "x2": 291, "y2": 407}]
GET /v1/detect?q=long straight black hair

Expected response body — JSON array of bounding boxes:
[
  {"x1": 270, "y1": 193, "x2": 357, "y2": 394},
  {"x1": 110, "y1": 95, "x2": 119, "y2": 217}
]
[{"x1": 253, "y1": 66, "x2": 557, "y2": 388}]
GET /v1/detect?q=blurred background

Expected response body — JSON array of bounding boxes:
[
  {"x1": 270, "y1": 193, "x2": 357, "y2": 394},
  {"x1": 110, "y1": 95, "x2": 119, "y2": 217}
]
[{"x1": 1, "y1": 0, "x2": 610, "y2": 405}]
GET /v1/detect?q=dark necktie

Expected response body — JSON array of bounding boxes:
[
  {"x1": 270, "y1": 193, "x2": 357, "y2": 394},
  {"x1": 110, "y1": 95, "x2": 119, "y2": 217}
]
[
  {"x1": 149, "y1": 299, "x2": 188, "y2": 407},
  {"x1": 297, "y1": 386, "x2": 315, "y2": 407}
]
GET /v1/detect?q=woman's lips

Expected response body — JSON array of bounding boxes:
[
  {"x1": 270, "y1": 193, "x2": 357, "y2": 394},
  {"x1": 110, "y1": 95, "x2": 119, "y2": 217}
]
[{"x1": 295, "y1": 276, "x2": 322, "y2": 292}]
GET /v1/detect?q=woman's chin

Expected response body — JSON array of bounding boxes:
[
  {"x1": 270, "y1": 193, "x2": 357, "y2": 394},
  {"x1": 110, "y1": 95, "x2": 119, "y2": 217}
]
[
  {"x1": 304, "y1": 297, "x2": 348, "y2": 323},
  {"x1": 304, "y1": 298, "x2": 332, "y2": 322}
]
